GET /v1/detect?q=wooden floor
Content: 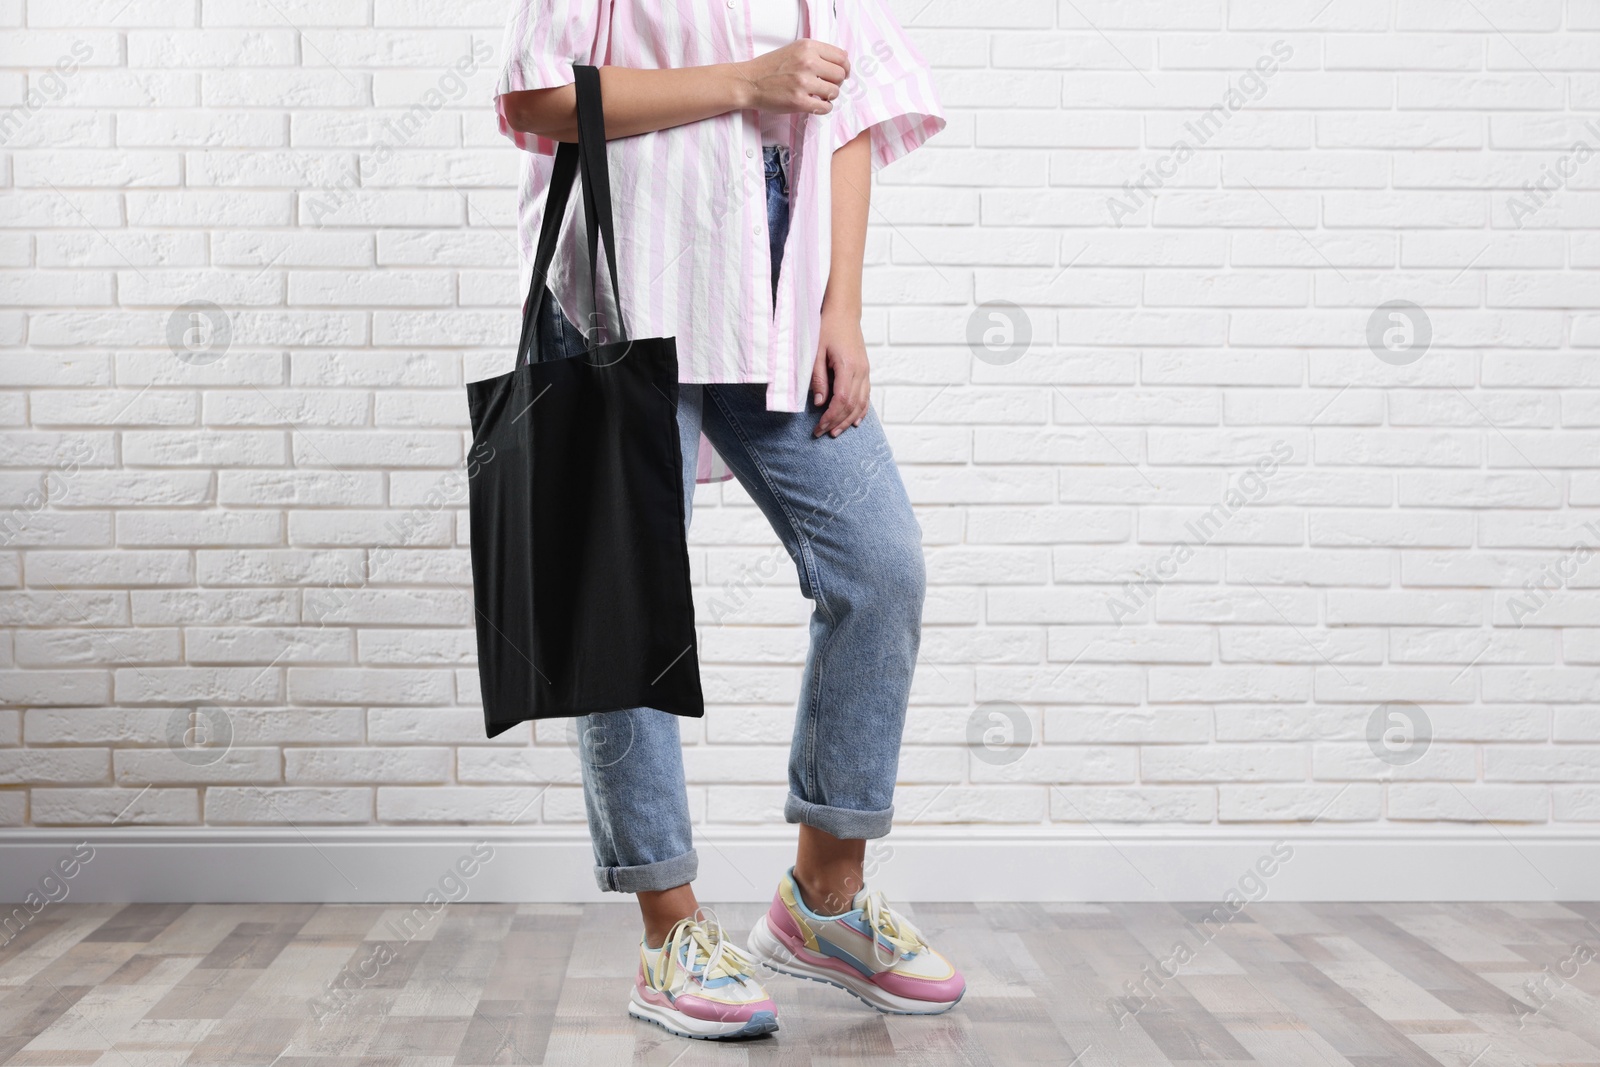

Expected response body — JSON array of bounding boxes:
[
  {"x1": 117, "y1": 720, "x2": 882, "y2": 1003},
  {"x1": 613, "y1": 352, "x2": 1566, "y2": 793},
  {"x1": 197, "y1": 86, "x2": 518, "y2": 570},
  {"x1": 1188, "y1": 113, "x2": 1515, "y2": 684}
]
[{"x1": 3, "y1": 900, "x2": 1599, "y2": 1066}]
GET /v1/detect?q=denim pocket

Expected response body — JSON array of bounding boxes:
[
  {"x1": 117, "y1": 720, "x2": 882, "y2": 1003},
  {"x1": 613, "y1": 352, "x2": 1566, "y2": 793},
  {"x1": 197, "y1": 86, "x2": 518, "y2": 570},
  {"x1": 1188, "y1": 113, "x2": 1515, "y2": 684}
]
[{"x1": 530, "y1": 285, "x2": 589, "y2": 364}]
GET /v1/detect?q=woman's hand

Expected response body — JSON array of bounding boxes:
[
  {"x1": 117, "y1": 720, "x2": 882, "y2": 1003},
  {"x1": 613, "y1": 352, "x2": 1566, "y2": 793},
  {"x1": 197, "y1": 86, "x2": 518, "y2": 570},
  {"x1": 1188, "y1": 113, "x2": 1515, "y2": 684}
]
[
  {"x1": 735, "y1": 39, "x2": 851, "y2": 116},
  {"x1": 811, "y1": 302, "x2": 870, "y2": 438}
]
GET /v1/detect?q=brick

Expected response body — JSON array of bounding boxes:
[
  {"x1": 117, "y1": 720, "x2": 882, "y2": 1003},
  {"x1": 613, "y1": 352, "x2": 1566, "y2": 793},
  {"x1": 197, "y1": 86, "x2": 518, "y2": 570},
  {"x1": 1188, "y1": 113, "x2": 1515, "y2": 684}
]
[
  {"x1": 286, "y1": 746, "x2": 451, "y2": 783},
  {"x1": 31, "y1": 787, "x2": 200, "y2": 825},
  {"x1": 206, "y1": 786, "x2": 372, "y2": 823}
]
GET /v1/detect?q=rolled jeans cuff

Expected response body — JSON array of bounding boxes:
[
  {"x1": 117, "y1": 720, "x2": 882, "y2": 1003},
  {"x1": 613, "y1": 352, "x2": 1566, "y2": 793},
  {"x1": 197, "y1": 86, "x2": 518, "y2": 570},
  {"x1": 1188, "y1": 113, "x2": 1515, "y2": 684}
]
[
  {"x1": 593, "y1": 847, "x2": 698, "y2": 894},
  {"x1": 784, "y1": 794, "x2": 894, "y2": 839}
]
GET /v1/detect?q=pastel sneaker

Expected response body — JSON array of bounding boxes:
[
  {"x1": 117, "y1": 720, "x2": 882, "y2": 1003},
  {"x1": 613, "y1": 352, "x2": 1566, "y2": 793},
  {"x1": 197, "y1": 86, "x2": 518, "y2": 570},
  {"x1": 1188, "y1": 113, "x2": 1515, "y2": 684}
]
[
  {"x1": 746, "y1": 866, "x2": 965, "y2": 1014},
  {"x1": 628, "y1": 912, "x2": 779, "y2": 1039}
]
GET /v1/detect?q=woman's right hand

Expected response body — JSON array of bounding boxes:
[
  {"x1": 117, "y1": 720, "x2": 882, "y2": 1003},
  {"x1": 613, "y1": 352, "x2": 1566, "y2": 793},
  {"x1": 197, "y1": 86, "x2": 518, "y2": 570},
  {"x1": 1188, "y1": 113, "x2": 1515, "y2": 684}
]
[{"x1": 736, "y1": 39, "x2": 851, "y2": 116}]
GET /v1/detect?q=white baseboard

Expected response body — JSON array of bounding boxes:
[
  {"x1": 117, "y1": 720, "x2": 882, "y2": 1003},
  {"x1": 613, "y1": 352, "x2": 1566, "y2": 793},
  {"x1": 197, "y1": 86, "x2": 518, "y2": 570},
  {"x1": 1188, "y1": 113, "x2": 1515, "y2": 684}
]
[{"x1": 3, "y1": 827, "x2": 1599, "y2": 904}]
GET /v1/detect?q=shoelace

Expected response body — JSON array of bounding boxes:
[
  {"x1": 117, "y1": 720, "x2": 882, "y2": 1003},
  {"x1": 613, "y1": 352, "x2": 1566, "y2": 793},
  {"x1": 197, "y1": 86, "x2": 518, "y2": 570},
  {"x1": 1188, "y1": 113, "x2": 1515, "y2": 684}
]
[
  {"x1": 657, "y1": 912, "x2": 755, "y2": 996},
  {"x1": 860, "y1": 889, "x2": 928, "y2": 966}
]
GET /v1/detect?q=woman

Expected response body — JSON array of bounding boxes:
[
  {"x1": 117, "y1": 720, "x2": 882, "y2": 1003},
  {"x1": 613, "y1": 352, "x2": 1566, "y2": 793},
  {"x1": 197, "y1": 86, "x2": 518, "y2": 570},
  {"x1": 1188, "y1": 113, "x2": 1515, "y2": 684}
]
[{"x1": 494, "y1": 0, "x2": 960, "y2": 1039}]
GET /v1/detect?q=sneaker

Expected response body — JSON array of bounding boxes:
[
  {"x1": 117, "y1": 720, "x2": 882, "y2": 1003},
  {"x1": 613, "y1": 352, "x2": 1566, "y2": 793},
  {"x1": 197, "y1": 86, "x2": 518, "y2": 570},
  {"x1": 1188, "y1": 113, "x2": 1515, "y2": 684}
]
[
  {"x1": 628, "y1": 911, "x2": 779, "y2": 1039},
  {"x1": 746, "y1": 866, "x2": 965, "y2": 1014}
]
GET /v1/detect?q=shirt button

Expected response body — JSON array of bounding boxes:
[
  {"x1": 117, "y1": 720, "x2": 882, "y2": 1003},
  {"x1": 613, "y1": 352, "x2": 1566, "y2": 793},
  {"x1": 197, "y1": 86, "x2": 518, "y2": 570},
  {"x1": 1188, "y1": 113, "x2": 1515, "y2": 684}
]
[{"x1": 746, "y1": 147, "x2": 755, "y2": 158}]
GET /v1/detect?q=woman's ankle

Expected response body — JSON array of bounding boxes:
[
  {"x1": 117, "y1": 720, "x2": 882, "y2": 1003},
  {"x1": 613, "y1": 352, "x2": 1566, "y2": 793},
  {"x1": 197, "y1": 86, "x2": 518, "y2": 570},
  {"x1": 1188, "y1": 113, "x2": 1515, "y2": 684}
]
[
  {"x1": 793, "y1": 825, "x2": 869, "y2": 916},
  {"x1": 791, "y1": 864, "x2": 864, "y2": 916},
  {"x1": 638, "y1": 882, "x2": 700, "y2": 947}
]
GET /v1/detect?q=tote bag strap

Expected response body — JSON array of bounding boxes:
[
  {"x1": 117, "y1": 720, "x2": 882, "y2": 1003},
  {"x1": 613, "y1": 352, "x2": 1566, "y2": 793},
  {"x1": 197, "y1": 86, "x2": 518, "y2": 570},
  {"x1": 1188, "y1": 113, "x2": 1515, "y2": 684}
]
[
  {"x1": 573, "y1": 65, "x2": 626, "y2": 337},
  {"x1": 516, "y1": 64, "x2": 629, "y2": 363}
]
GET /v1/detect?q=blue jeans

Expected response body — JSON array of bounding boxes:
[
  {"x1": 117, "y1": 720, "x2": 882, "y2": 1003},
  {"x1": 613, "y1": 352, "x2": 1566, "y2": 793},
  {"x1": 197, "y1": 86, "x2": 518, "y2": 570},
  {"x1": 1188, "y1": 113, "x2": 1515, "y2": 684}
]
[{"x1": 532, "y1": 144, "x2": 926, "y2": 893}]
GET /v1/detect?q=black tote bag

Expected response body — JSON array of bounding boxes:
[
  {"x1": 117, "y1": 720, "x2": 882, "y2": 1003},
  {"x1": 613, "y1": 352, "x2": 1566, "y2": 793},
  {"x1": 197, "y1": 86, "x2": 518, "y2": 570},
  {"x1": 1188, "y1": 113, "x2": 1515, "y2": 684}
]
[{"x1": 466, "y1": 64, "x2": 704, "y2": 738}]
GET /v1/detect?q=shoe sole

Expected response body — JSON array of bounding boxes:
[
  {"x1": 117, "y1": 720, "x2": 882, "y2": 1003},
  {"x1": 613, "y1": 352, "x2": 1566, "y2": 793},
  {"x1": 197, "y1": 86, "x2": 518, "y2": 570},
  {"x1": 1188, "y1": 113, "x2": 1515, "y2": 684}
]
[
  {"x1": 627, "y1": 991, "x2": 778, "y2": 1040},
  {"x1": 746, "y1": 914, "x2": 964, "y2": 1016}
]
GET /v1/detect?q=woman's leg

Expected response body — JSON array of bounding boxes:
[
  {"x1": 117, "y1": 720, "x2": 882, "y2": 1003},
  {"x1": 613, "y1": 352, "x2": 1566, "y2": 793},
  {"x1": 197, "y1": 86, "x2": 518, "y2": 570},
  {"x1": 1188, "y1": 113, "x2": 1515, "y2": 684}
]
[
  {"x1": 533, "y1": 283, "x2": 706, "y2": 927},
  {"x1": 573, "y1": 382, "x2": 705, "y2": 915},
  {"x1": 577, "y1": 380, "x2": 779, "y2": 1037},
  {"x1": 697, "y1": 406, "x2": 963, "y2": 1013},
  {"x1": 698, "y1": 384, "x2": 926, "y2": 911},
  {"x1": 570, "y1": 376, "x2": 780, "y2": 1040}
]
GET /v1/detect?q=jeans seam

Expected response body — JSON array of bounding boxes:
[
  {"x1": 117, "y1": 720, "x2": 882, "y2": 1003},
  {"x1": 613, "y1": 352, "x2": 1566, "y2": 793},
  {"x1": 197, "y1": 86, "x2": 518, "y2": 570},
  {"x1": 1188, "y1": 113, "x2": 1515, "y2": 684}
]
[
  {"x1": 580, "y1": 717, "x2": 624, "y2": 883},
  {"x1": 703, "y1": 386, "x2": 834, "y2": 803},
  {"x1": 801, "y1": 607, "x2": 845, "y2": 808}
]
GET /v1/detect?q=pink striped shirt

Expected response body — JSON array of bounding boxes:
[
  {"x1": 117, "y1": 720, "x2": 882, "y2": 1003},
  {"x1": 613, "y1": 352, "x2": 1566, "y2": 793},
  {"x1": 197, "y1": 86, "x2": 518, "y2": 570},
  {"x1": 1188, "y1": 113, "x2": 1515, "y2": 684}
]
[{"x1": 494, "y1": 0, "x2": 946, "y2": 482}]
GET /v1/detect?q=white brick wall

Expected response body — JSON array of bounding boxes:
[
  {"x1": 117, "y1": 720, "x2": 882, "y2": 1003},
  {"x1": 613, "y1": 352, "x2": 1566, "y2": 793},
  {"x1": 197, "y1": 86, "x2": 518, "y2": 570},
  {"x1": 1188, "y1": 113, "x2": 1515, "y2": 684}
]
[{"x1": 2, "y1": 0, "x2": 1599, "y2": 835}]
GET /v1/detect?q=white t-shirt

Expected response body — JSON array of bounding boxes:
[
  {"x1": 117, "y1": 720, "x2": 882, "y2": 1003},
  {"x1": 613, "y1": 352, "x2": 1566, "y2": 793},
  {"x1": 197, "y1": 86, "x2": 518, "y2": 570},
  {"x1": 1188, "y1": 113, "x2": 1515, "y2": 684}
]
[{"x1": 749, "y1": 0, "x2": 802, "y2": 145}]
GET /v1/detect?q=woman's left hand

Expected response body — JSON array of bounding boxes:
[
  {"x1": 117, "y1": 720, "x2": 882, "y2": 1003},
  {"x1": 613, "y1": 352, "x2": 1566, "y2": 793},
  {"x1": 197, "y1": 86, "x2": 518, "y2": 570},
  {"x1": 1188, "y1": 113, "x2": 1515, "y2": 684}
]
[{"x1": 811, "y1": 303, "x2": 870, "y2": 438}]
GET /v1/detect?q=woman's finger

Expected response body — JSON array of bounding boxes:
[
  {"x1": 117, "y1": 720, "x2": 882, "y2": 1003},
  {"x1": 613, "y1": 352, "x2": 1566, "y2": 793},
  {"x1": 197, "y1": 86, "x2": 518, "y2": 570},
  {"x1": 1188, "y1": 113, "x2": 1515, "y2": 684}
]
[
  {"x1": 833, "y1": 367, "x2": 861, "y2": 433},
  {"x1": 852, "y1": 380, "x2": 870, "y2": 427},
  {"x1": 819, "y1": 382, "x2": 857, "y2": 437},
  {"x1": 816, "y1": 398, "x2": 843, "y2": 437},
  {"x1": 810, "y1": 351, "x2": 830, "y2": 408}
]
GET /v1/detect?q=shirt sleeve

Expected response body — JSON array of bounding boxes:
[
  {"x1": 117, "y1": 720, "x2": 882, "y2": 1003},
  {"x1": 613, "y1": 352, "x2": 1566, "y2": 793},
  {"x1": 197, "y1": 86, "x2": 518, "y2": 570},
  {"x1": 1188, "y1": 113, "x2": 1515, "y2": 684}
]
[
  {"x1": 495, "y1": 0, "x2": 608, "y2": 156},
  {"x1": 830, "y1": 0, "x2": 946, "y2": 170}
]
